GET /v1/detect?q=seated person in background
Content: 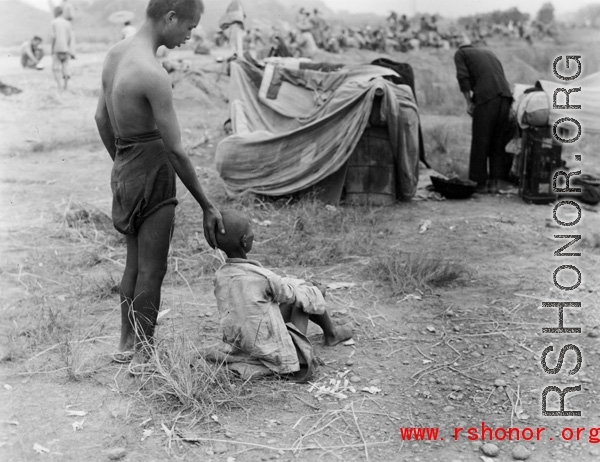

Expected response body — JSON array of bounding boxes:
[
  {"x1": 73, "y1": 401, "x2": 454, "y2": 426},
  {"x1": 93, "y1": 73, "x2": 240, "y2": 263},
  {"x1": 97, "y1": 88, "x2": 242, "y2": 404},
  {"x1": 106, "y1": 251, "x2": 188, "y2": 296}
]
[
  {"x1": 213, "y1": 210, "x2": 352, "y2": 381},
  {"x1": 21, "y1": 36, "x2": 44, "y2": 69}
]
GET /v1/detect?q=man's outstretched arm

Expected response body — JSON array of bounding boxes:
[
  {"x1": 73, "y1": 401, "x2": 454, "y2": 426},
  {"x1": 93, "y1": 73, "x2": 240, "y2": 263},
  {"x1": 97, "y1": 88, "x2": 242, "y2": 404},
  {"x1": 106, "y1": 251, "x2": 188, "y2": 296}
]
[
  {"x1": 144, "y1": 68, "x2": 224, "y2": 248},
  {"x1": 94, "y1": 93, "x2": 117, "y2": 160}
]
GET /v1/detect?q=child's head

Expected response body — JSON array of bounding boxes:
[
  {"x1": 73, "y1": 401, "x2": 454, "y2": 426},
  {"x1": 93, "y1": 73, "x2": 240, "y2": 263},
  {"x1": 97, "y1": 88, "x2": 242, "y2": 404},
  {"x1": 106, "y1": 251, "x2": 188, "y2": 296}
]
[{"x1": 215, "y1": 210, "x2": 254, "y2": 258}]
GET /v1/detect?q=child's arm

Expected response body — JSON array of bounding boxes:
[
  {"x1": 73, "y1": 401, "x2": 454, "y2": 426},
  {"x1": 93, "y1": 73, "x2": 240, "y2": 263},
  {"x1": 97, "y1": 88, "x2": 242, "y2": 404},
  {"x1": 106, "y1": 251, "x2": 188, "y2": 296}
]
[{"x1": 267, "y1": 274, "x2": 326, "y2": 315}]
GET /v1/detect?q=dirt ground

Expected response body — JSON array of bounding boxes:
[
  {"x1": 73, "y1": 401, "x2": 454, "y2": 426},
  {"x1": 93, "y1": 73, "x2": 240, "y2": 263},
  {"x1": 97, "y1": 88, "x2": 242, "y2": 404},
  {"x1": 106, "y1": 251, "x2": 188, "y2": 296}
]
[{"x1": 1, "y1": 37, "x2": 600, "y2": 462}]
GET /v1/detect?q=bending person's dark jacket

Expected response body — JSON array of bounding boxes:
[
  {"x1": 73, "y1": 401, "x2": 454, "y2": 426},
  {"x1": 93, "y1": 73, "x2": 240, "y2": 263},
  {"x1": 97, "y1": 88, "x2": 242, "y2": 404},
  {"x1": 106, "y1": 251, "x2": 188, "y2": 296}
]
[{"x1": 454, "y1": 44, "x2": 512, "y2": 106}]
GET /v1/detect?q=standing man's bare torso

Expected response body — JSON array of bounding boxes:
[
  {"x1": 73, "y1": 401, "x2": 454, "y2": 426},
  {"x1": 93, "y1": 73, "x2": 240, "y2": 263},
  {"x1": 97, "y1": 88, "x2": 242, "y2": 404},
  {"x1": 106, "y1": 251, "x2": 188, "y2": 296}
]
[{"x1": 102, "y1": 39, "x2": 170, "y2": 139}]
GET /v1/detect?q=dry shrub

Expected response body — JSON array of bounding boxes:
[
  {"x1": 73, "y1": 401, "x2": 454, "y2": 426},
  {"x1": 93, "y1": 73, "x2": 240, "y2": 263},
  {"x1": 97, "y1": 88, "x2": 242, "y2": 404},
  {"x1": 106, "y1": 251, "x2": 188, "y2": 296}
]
[{"x1": 369, "y1": 251, "x2": 470, "y2": 295}]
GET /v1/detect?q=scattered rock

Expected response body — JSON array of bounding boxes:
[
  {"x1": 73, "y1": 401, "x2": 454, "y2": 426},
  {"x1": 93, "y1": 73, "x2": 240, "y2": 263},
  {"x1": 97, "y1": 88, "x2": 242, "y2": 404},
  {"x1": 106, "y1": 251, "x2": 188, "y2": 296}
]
[
  {"x1": 451, "y1": 385, "x2": 462, "y2": 391},
  {"x1": 213, "y1": 443, "x2": 228, "y2": 454},
  {"x1": 259, "y1": 432, "x2": 267, "y2": 438},
  {"x1": 472, "y1": 441, "x2": 483, "y2": 450},
  {"x1": 494, "y1": 379, "x2": 507, "y2": 387},
  {"x1": 107, "y1": 448, "x2": 127, "y2": 460},
  {"x1": 345, "y1": 359, "x2": 355, "y2": 366},
  {"x1": 481, "y1": 443, "x2": 500, "y2": 457},
  {"x1": 350, "y1": 376, "x2": 361, "y2": 383},
  {"x1": 471, "y1": 351, "x2": 482, "y2": 358},
  {"x1": 225, "y1": 432, "x2": 234, "y2": 438},
  {"x1": 588, "y1": 328, "x2": 600, "y2": 338},
  {"x1": 426, "y1": 325, "x2": 436, "y2": 333},
  {"x1": 443, "y1": 405, "x2": 455, "y2": 412},
  {"x1": 512, "y1": 444, "x2": 531, "y2": 460},
  {"x1": 369, "y1": 379, "x2": 381, "y2": 386}
]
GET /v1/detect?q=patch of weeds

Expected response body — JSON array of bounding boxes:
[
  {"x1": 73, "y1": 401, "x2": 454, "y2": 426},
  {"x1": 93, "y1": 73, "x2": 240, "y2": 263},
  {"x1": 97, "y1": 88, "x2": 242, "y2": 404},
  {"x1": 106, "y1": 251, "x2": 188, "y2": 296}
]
[
  {"x1": 89, "y1": 273, "x2": 119, "y2": 302},
  {"x1": 368, "y1": 251, "x2": 471, "y2": 295},
  {"x1": 136, "y1": 329, "x2": 244, "y2": 422}
]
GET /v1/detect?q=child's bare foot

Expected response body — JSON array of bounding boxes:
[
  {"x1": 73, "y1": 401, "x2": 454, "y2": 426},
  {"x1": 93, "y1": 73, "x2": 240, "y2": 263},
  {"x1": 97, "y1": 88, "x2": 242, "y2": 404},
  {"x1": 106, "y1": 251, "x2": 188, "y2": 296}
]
[{"x1": 324, "y1": 325, "x2": 353, "y2": 346}]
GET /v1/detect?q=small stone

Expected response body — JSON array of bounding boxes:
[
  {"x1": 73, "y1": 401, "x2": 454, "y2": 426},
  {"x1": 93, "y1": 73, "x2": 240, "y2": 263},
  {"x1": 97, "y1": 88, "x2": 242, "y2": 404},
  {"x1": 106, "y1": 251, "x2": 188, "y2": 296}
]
[
  {"x1": 512, "y1": 444, "x2": 531, "y2": 460},
  {"x1": 451, "y1": 385, "x2": 462, "y2": 391},
  {"x1": 426, "y1": 325, "x2": 436, "y2": 333},
  {"x1": 369, "y1": 379, "x2": 381, "y2": 386},
  {"x1": 267, "y1": 439, "x2": 277, "y2": 444},
  {"x1": 443, "y1": 405, "x2": 455, "y2": 412},
  {"x1": 471, "y1": 351, "x2": 482, "y2": 358},
  {"x1": 494, "y1": 379, "x2": 507, "y2": 387},
  {"x1": 346, "y1": 360, "x2": 355, "y2": 366},
  {"x1": 213, "y1": 443, "x2": 228, "y2": 454},
  {"x1": 107, "y1": 448, "x2": 127, "y2": 460},
  {"x1": 588, "y1": 329, "x2": 600, "y2": 338},
  {"x1": 225, "y1": 432, "x2": 234, "y2": 438},
  {"x1": 481, "y1": 443, "x2": 500, "y2": 457},
  {"x1": 350, "y1": 376, "x2": 361, "y2": 383},
  {"x1": 259, "y1": 432, "x2": 267, "y2": 438},
  {"x1": 472, "y1": 441, "x2": 483, "y2": 450}
]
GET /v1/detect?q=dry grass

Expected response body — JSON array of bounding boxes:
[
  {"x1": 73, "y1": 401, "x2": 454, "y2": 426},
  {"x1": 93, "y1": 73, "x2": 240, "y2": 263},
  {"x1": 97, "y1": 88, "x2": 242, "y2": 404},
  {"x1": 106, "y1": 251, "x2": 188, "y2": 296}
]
[
  {"x1": 368, "y1": 250, "x2": 471, "y2": 295},
  {"x1": 133, "y1": 325, "x2": 246, "y2": 424}
]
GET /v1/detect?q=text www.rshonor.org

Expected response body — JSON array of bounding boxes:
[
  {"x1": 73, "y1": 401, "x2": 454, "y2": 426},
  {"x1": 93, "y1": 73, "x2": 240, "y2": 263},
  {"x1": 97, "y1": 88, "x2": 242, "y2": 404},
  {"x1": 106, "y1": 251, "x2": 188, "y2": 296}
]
[{"x1": 399, "y1": 423, "x2": 600, "y2": 443}]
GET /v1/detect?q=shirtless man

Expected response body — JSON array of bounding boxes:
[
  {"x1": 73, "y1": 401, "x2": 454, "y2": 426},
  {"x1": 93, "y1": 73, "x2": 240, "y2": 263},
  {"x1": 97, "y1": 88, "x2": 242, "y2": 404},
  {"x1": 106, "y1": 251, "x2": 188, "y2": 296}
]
[
  {"x1": 94, "y1": 0, "x2": 224, "y2": 373},
  {"x1": 50, "y1": 6, "x2": 73, "y2": 90}
]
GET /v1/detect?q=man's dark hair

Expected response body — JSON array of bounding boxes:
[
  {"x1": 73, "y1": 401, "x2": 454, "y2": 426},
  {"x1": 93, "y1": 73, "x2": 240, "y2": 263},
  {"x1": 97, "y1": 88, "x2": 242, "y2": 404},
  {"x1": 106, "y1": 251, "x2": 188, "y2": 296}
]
[
  {"x1": 33, "y1": 36, "x2": 42, "y2": 42},
  {"x1": 54, "y1": 6, "x2": 63, "y2": 17},
  {"x1": 147, "y1": 0, "x2": 204, "y2": 20}
]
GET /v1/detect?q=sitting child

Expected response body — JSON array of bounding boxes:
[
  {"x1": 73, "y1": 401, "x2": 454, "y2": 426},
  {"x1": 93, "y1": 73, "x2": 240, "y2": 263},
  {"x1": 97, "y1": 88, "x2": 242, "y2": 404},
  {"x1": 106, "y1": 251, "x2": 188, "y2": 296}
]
[{"x1": 212, "y1": 210, "x2": 352, "y2": 381}]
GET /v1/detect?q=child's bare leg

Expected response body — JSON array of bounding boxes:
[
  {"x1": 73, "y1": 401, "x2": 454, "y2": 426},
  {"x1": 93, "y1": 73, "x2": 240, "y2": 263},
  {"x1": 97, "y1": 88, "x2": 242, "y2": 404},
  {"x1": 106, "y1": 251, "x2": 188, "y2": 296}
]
[
  {"x1": 117, "y1": 234, "x2": 138, "y2": 354},
  {"x1": 309, "y1": 312, "x2": 353, "y2": 346},
  {"x1": 280, "y1": 303, "x2": 309, "y2": 335},
  {"x1": 130, "y1": 205, "x2": 175, "y2": 363}
]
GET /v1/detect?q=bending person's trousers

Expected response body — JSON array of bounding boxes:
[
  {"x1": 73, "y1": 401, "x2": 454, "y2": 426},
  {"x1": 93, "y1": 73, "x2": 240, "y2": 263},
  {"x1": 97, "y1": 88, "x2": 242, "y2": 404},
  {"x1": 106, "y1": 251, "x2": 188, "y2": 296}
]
[{"x1": 469, "y1": 95, "x2": 512, "y2": 184}]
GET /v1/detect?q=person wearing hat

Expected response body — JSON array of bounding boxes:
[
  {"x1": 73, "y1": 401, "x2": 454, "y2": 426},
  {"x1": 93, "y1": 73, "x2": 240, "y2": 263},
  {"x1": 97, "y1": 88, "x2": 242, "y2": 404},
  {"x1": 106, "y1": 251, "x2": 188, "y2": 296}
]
[{"x1": 454, "y1": 34, "x2": 513, "y2": 194}]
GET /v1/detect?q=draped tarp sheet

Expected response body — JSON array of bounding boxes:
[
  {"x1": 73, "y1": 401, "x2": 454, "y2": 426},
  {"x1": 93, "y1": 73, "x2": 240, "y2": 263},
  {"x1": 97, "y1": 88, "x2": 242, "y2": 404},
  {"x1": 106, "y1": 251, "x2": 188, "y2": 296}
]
[
  {"x1": 215, "y1": 59, "x2": 421, "y2": 201},
  {"x1": 539, "y1": 72, "x2": 600, "y2": 135}
]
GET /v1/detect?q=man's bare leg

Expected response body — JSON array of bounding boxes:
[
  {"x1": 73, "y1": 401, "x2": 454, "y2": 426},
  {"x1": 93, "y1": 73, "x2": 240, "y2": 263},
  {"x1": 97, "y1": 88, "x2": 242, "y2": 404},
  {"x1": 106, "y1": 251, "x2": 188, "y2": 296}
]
[
  {"x1": 114, "y1": 234, "x2": 138, "y2": 361},
  {"x1": 62, "y1": 61, "x2": 70, "y2": 90},
  {"x1": 129, "y1": 204, "x2": 175, "y2": 366},
  {"x1": 52, "y1": 58, "x2": 62, "y2": 89}
]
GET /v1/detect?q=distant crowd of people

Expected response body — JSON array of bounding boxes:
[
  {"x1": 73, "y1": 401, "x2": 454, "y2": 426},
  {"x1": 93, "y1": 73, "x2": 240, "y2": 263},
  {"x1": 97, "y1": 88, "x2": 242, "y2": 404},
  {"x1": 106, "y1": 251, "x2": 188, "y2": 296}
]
[{"x1": 194, "y1": 8, "x2": 558, "y2": 59}]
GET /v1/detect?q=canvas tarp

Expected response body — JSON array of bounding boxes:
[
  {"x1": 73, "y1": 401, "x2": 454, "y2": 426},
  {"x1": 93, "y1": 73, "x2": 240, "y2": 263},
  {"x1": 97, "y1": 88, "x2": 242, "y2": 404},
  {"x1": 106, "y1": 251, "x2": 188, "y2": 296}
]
[
  {"x1": 215, "y1": 59, "x2": 421, "y2": 202},
  {"x1": 539, "y1": 72, "x2": 600, "y2": 135}
]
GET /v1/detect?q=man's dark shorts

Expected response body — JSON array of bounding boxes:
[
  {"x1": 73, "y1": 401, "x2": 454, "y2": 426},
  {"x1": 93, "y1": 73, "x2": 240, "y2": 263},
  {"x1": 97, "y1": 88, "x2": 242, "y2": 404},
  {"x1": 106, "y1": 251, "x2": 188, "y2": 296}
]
[
  {"x1": 111, "y1": 130, "x2": 178, "y2": 235},
  {"x1": 55, "y1": 52, "x2": 70, "y2": 63}
]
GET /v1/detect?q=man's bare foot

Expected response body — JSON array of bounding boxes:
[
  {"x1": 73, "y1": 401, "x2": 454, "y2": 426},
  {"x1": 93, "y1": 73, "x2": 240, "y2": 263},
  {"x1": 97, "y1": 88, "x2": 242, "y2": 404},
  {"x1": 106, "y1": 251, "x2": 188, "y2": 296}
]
[
  {"x1": 324, "y1": 325, "x2": 353, "y2": 346},
  {"x1": 128, "y1": 350, "x2": 155, "y2": 376},
  {"x1": 111, "y1": 350, "x2": 134, "y2": 364}
]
